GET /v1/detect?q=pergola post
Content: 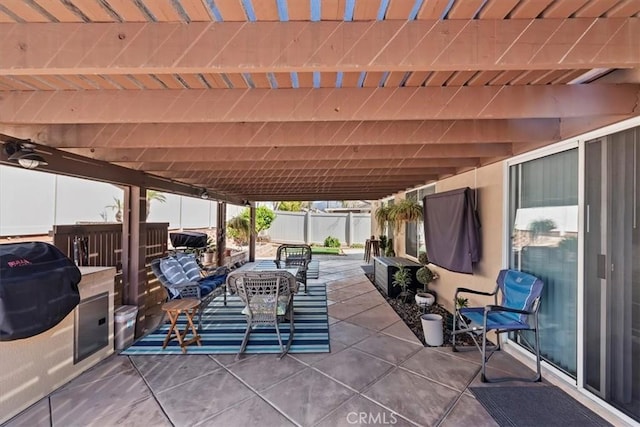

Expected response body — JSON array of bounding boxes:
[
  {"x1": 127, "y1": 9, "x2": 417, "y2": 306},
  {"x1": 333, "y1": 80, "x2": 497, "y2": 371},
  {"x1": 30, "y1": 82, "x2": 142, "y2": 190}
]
[
  {"x1": 122, "y1": 185, "x2": 147, "y2": 338},
  {"x1": 305, "y1": 211, "x2": 311, "y2": 244},
  {"x1": 216, "y1": 201, "x2": 226, "y2": 267},
  {"x1": 347, "y1": 212, "x2": 353, "y2": 246},
  {"x1": 249, "y1": 203, "x2": 256, "y2": 262}
]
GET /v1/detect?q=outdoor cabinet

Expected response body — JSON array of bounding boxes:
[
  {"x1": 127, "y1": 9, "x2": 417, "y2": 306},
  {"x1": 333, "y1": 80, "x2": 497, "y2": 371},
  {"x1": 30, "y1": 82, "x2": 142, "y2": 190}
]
[{"x1": 373, "y1": 256, "x2": 421, "y2": 298}]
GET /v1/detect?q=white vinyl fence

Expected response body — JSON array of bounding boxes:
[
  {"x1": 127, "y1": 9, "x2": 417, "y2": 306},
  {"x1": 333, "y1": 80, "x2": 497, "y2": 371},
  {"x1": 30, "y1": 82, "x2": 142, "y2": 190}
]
[{"x1": 268, "y1": 211, "x2": 371, "y2": 246}]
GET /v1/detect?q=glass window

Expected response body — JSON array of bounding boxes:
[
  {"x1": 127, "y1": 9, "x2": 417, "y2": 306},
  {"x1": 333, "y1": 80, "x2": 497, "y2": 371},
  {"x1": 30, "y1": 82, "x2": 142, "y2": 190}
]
[
  {"x1": 405, "y1": 185, "x2": 435, "y2": 259},
  {"x1": 509, "y1": 149, "x2": 578, "y2": 377}
]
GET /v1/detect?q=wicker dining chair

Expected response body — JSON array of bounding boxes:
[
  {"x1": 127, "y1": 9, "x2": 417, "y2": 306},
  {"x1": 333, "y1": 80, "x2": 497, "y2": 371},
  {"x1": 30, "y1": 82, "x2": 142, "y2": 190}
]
[
  {"x1": 226, "y1": 270, "x2": 298, "y2": 360},
  {"x1": 275, "y1": 244, "x2": 312, "y2": 293}
]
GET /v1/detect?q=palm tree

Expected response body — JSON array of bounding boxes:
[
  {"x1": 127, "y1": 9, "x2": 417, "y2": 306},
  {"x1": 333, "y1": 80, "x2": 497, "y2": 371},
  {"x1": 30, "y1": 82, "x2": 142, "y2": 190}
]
[
  {"x1": 529, "y1": 218, "x2": 556, "y2": 242},
  {"x1": 146, "y1": 190, "x2": 166, "y2": 220},
  {"x1": 105, "y1": 197, "x2": 123, "y2": 222}
]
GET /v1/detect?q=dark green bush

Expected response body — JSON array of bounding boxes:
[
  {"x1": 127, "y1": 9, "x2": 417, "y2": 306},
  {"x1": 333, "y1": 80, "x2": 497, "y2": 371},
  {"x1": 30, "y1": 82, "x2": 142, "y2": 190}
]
[{"x1": 324, "y1": 236, "x2": 341, "y2": 248}]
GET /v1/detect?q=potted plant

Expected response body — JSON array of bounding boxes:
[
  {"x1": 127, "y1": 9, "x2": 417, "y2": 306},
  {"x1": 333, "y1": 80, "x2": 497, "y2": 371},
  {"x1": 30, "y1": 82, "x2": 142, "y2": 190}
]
[
  {"x1": 415, "y1": 252, "x2": 438, "y2": 307},
  {"x1": 388, "y1": 198, "x2": 423, "y2": 231},
  {"x1": 203, "y1": 237, "x2": 216, "y2": 264},
  {"x1": 392, "y1": 264, "x2": 413, "y2": 303},
  {"x1": 455, "y1": 296, "x2": 469, "y2": 309},
  {"x1": 374, "y1": 205, "x2": 393, "y2": 233},
  {"x1": 379, "y1": 235, "x2": 388, "y2": 255},
  {"x1": 385, "y1": 238, "x2": 395, "y2": 256}
]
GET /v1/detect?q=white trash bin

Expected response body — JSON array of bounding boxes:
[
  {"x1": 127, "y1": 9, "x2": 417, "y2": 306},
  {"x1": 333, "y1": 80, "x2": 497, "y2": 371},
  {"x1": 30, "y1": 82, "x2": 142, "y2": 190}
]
[
  {"x1": 114, "y1": 305, "x2": 138, "y2": 350},
  {"x1": 421, "y1": 313, "x2": 443, "y2": 346}
]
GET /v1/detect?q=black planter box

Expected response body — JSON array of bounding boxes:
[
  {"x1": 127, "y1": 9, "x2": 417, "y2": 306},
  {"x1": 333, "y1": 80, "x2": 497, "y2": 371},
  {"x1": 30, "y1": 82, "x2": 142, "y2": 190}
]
[{"x1": 373, "y1": 257, "x2": 421, "y2": 298}]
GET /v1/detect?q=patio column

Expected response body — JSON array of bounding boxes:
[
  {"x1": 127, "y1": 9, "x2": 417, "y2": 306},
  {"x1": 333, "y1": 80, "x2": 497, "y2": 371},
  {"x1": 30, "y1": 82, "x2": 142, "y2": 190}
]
[
  {"x1": 304, "y1": 211, "x2": 311, "y2": 244},
  {"x1": 249, "y1": 203, "x2": 256, "y2": 262},
  {"x1": 216, "y1": 201, "x2": 226, "y2": 267},
  {"x1": 122, "y1": 185, "x2": 147, "y2": 338}
]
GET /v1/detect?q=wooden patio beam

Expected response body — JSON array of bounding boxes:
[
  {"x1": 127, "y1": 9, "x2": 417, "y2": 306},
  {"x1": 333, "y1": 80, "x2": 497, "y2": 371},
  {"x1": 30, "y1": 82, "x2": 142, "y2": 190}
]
[
  {"x1": 0, "y1": 136, "x2": 241, "y2": 204},
  {"x1": 124, "y1": 158, "x2": 482, "y2": 171},
  {"x1": 65, "y1": 143, "x2": 512, "y2": 162},
  {"x1": 249, "y1": 193, "x2": 406, "y2": 201},
  {"x1": 2, "y1": 85, "x2": 637, "y2": 123},
  {"x1": 153, "y1": 167, "x2": 457, "y2": 180},
  {"x1": 188, "y1": 176, "x2": 441, "y2": 187},
  {"x1": 37, "y1": 119, "x2": 560, "y2": 148},
  {"x1": 1, "y1": 19, "x2": 638, "y2": 74},
  {"x1": 226, "y1": 183, "x2": 425, "y2": 191},
  {"x1": 238, "y1": 188, "x2": 422, "y2": 201}
]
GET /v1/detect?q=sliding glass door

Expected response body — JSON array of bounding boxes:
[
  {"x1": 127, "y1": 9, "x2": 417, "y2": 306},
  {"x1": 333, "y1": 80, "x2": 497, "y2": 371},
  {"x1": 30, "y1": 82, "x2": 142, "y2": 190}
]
[
  {"x1": 584, "y1": 129, "x2": 640, "y2": 420},
  {"x1": 508, "y1": 149, "x2": 579, "y2": 376},
  {"x1": 507, "y1": 123, "x2": 640, "y2": 423}
]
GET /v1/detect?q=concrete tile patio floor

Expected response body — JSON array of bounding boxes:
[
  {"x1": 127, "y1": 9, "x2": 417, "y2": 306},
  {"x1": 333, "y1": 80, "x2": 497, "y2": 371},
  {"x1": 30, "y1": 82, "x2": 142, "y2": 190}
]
[{"x1": 3, "y1": 253, "x2": 622, "y2": 426}]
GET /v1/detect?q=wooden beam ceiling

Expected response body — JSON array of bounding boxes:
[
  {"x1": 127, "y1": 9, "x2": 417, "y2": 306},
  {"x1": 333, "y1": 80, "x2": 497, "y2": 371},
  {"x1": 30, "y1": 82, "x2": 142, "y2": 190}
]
[
  {"x1": 34, "y1": 119, "x2": 561, "y2": 148},
  {"x1": 1, "y1": 19, "x2": 638, "y2": 74},
  {"x1": 1, "y1": 4, "x2": 639, "y2": 202},
  {"x1": 64, "y1": 143, "x2": 513, "y2": 162},
  {"x1": 1, "y1": 85, "x2": 637, "y2": 124}
]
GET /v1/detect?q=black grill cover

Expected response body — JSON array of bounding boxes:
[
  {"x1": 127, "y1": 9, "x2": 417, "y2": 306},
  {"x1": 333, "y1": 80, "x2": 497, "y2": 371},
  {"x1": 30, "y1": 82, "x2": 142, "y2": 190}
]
[
  {"x1": 0, "y1": 242, "x2": 81, "y2": 341},
  {"x1": 170, "y1": 231, "x2": 207, "y2": 248}
]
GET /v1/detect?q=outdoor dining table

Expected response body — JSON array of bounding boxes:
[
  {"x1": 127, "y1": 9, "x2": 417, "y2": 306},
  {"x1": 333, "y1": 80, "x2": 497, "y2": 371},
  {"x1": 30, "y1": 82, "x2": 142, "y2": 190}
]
[{"x1": 249, "y1": 263, "x2": 300, "y2": 292}]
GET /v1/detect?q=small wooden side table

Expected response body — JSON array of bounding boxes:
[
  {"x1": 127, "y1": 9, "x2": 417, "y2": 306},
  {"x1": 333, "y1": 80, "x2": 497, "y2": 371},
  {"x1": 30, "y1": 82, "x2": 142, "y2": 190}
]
[{"x1": 161, "y1": 298, "x2": 202, "y2": 353}]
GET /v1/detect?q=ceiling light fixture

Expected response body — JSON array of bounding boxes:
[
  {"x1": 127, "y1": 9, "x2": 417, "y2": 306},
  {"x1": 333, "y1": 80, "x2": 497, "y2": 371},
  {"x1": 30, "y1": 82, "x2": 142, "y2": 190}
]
[
  {"x1": 3, "y1": 141, "x2": 48, "y2": 169},
  {"x1": 200, "y1": 189, "x2": 209, "y2": 199}
]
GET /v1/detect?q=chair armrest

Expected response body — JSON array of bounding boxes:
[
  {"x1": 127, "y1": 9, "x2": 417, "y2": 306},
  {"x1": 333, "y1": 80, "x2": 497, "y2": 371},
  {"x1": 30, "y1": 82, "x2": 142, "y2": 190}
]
[
  {"x1": 170, "y1": 282, "x2": 202, "y2": 299},
  {"x1": 455, "y1": 287, "x2": 496, "y2": 297},
  {"x1": 204, "y1": 265, "x2": 229, "y2": 276},
  {"x1": 485, "y1": 305, "x2": 533, "y2": 315},
  {"x1": 290, "y1": 281, "x2": 300, "y2": 294}
]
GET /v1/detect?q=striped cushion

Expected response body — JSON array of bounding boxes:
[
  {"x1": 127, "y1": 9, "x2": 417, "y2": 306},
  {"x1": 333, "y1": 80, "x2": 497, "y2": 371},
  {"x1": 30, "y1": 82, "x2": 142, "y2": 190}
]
[
  {"x1": 159, "y1": 257, "x2": 190, "y2": 285},
  {"x1": 174, "y1": 252, "x2": 201, "y2": 281}
]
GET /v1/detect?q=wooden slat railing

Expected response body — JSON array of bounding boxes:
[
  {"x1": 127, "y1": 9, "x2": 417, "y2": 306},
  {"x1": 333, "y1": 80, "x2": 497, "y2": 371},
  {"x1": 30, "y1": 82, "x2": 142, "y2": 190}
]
[{"x1": 52, "y1": 223, "x2": 169, "y2": 312}]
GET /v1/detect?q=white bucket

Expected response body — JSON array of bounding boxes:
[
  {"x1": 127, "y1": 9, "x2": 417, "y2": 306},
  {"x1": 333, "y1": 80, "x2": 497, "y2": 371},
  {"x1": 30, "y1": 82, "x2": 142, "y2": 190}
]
[{"x1": 421, "y1": 314, "x2": 443, "y2": 346}]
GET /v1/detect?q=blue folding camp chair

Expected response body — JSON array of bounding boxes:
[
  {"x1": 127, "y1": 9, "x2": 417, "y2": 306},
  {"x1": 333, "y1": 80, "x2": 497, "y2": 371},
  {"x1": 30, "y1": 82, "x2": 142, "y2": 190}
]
[{"x1": 452, "y1": 269, "x2": 544, "y2": 382}]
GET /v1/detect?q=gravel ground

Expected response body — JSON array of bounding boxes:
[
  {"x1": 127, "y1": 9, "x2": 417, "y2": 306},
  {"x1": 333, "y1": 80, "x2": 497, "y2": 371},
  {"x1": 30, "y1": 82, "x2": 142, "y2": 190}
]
[{"x1": 365, "y1": 273, "x2": 479, "y2": 347}]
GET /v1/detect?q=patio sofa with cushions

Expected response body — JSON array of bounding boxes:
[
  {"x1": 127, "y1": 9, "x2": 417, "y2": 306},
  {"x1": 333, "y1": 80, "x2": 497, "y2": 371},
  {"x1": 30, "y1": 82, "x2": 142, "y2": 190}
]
[{"x1": 151, "y1": 253, "x2": 228, "y2": 331}]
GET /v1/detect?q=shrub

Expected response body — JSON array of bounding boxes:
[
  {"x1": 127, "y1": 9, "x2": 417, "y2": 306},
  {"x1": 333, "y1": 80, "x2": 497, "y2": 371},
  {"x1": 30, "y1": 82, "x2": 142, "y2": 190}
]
[
  {"x1": 324, "y1": 236, "x2": 341, "y2": 248},
  {"x1": 350, "y1": 243, "x2": 364, "y2": 248},
  {"x1": 227, "y1": 216, "x2": 250, "y2": 245},
  {"x1": 240, "y1": 206, "x2": 276, "y2": 233}
]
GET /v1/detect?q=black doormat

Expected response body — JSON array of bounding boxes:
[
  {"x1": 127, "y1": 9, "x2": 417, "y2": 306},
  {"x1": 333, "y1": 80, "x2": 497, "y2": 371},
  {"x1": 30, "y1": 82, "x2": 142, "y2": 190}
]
[{"x1": 470, "y1": 385, "x2": 612, "y2": 427}]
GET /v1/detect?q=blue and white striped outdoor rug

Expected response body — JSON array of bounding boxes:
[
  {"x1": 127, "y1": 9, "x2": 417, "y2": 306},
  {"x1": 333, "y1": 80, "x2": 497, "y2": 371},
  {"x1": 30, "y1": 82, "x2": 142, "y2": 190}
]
[{"x1": 122, "y1": 283, "x2": 329, "y2": 355}]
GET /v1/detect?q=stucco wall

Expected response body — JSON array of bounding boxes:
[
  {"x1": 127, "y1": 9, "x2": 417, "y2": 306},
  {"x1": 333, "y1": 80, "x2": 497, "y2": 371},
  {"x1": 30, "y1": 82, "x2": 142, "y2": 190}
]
[
  {"x1": 0, "y1": 267, "x2": 115, "y2": 424},
  {"x1": 429, "y1": 162, "x2": 505, "y2": 313}
]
